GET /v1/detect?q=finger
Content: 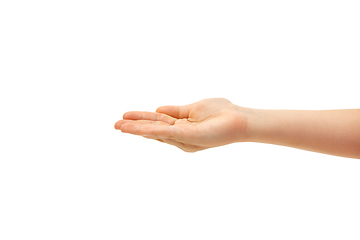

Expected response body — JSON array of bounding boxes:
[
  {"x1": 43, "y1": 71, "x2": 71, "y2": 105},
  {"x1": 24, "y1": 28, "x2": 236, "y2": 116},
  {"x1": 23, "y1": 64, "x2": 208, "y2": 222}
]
[
  {"x1": 157, "y1": 138, "x2": 186, "y2": 150},
  {"x1": 156, "y1": 104, "x2": 194, "y2": 119},
  {"x1": 146, "y1": 137, "x2": 187, "y2": 151},
  {"x1": 123, "y1": 111, "x2": 176, "y2": 125},
  {"x1": 114, "y1": 119, "x2": 131, "y2": 130},
  {"x1": 115, "y1": 119, "x2": 170, "y2": 130},
  {"x1": 120, "y1": 122, "x2": 174, "y2": 138},
  {"x1": 156, "y1": 138, "x2": 204, "y2": 153}
]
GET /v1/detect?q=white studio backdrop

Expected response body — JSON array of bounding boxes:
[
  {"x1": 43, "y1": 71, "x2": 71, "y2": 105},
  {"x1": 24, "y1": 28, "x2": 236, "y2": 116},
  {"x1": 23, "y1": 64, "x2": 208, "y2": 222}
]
[{"x1": 0, "y1": 1, "x2": 359, "y2": 239}]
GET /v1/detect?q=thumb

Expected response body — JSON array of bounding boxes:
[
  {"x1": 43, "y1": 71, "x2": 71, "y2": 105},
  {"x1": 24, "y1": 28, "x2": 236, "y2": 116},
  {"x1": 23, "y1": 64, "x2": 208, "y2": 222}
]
[{"x1": 156, "y1": 104, "x2": 192, "y2": 119}]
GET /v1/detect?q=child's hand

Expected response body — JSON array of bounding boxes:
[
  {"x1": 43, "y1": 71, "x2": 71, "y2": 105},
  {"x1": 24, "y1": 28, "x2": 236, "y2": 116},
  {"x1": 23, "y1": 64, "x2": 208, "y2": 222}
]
[{"x1": 115, "y1": 98, "x2": 256, "y2": 152}]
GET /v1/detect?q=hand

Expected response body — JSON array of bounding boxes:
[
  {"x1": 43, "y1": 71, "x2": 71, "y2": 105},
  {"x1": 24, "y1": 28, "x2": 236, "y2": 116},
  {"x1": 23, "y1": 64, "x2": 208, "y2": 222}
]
[{"x1": 114, "y1": 98, "x2": 256, "y2": 152}]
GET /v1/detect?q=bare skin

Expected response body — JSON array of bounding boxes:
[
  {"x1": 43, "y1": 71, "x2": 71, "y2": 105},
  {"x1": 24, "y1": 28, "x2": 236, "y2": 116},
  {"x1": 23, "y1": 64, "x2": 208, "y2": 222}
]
[{"x1": 114, "y1": 98, "x2": 360, "y2": 159}]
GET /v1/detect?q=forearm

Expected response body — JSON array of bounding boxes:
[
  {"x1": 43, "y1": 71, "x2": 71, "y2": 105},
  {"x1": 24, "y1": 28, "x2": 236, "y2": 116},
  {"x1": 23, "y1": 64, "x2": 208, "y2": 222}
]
[{"x1": 246, "y1": 108, "x2": 360, "y2": 159}]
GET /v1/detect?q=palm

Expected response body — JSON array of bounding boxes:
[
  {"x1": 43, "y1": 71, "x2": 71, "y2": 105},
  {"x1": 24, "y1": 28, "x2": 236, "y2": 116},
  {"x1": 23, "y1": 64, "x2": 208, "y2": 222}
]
[{"x1": 115, "y1": 98, "x2": 248, "y2": 152}]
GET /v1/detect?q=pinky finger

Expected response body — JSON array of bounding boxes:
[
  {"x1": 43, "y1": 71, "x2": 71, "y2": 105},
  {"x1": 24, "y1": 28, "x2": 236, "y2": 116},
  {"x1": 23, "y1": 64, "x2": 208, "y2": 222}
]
[{"x1": 158, "y1": 139, "x2": 203, "y2": 153}]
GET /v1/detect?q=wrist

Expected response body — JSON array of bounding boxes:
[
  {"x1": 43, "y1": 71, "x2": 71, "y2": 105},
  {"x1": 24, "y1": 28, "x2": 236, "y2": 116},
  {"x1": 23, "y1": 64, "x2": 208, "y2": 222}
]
[{"x1": 234, "y1": 106, "x2": 266, "y2": 143}]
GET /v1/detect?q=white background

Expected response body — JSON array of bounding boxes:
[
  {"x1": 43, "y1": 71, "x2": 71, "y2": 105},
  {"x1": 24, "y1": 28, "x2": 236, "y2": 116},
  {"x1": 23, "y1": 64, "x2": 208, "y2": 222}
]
[{"x1": 1, "y1": 0, "x2": 359, "y2": 239}]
